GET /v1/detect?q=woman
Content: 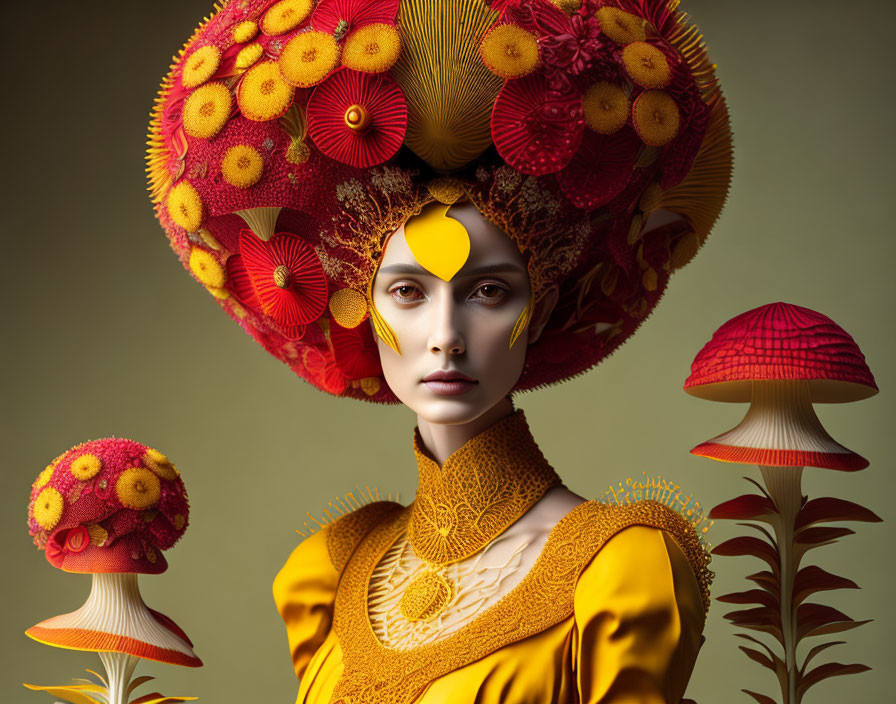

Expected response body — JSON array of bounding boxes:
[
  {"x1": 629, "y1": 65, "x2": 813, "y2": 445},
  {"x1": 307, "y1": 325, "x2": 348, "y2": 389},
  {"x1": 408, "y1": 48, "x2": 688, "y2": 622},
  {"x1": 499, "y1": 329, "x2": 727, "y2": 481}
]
[
  {"x1": 273, "y1": 198, "x2": 714, "y2": 703},
  {"x1": 148, "y1": 0, "x2": 731, "y2": 701}
]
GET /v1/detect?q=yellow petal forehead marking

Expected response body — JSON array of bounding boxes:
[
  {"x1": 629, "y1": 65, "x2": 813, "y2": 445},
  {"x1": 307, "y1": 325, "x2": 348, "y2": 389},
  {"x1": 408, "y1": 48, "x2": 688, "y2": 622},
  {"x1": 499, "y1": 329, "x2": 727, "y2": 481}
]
[{"x1": 403, "y1": 202, "x2": 471, "y2": 281}]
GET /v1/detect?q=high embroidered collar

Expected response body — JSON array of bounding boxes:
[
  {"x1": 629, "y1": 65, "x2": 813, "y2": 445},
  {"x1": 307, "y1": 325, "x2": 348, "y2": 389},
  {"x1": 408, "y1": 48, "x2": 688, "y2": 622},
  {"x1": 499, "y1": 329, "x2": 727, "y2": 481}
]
[{"x1": 408, "y1": 409, "x2": 562, "y2": 565}]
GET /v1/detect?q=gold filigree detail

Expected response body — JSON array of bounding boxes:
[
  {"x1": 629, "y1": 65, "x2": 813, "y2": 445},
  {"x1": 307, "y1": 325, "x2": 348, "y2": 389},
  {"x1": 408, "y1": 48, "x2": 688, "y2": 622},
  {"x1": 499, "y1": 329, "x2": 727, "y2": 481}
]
[
  {"x1": 398, "y1": 568, "x2": 453, "y2": 622},
  {"x1": 331, "y1": 497, "x2": 713, "y2": 704},
  {"x1": 407, "y1": 410, "x2": 562, "y2": 565}
]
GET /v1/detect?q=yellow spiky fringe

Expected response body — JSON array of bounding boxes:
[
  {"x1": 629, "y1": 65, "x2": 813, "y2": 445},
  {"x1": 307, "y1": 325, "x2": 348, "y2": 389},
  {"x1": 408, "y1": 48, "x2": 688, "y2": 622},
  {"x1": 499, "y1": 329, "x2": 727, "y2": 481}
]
[
  {"x1": 295, "y1": 485, "x2": 402, "y2": 537},
  {"x1": 146, "y1": 3, "x2": 226, "y2": 205},
  {"x1": 600, "y1": 470, "x2": 713, "y2": 549},
  {"x1": 654, "y1": 91, "x2": 732, "y2": 260},
  {"x1": 666, "y1": 10, "x2": 720, "y2": 103}
]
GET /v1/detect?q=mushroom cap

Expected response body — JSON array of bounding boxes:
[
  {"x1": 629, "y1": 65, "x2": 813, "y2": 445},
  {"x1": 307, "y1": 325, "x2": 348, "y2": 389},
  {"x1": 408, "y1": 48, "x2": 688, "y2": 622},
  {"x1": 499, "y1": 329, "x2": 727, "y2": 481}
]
[
  {"x1": 684, "y1": 302, "x2": 878, "y2": 403},
  {"x1": 25, "y1": 576, "x2": 202, "y2": 667},
  {"x1": 27, "y1": 438, "x2": 189, "y2": 574}
]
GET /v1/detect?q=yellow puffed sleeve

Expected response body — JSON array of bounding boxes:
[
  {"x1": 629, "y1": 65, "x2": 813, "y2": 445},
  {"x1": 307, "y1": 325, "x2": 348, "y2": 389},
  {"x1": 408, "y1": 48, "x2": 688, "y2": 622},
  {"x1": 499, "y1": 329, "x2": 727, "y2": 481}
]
[
  {"x1": 273, "y1": 527, "x2": 339, "y2": 681},
  {"x1": 573, "y1": 525, "x2": 706, "y2": 703}
]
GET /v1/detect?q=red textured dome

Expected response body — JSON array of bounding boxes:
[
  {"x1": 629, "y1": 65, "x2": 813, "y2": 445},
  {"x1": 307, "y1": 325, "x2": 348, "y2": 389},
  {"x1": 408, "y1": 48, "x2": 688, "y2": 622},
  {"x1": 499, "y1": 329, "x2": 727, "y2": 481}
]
[
  {"x1": 27, "y1": 439, "x2": 189, "y2": 574},
  {"x1": 684, "y1": 302, "x2": 878, "y2": 403}
]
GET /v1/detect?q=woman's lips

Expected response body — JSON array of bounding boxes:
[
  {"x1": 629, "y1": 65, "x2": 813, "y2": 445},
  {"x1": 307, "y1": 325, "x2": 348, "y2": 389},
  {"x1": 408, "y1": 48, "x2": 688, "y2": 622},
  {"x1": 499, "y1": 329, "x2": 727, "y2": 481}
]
[{"x1": 423, "y1": 379, "x2": 478, "y2": 396}]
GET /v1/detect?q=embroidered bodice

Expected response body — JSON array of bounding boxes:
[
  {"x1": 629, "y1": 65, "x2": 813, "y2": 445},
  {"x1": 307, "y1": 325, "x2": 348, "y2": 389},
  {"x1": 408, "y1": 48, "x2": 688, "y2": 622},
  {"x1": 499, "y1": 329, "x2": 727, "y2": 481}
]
[{"x1": 273, "y1": 411, "x2": 713, "y2": 704}]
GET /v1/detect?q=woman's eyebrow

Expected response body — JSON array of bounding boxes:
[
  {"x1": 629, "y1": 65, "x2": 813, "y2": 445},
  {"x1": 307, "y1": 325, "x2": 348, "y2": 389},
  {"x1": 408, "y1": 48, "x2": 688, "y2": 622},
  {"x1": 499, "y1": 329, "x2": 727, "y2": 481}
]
[{"x1": 377, "y1": 263, "x2": 526, "y2": 277}]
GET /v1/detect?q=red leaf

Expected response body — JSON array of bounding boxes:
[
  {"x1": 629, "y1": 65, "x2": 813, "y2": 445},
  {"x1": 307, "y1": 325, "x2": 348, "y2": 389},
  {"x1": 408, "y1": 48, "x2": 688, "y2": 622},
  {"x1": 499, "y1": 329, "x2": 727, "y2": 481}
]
[
  {"x1": 797, "y1": 662, "x2": 871, "y2": 698},
  {"x1": 795, "y1": 497, "x2": 882, "y2": 531},
  {"x1": 735, "y1": 632, "x2": 785, "y2": 668},
  {"x1": 723, "y1": 606, "x2": 783, "y2": 644},
  {"x1": 793, "y1": 565, "x2": 858, "y2": 606},
  {"x1": 797, "y1": 603, "x2": 870, "y2": 641},
  {"x1": 799, "y1": 640, "x2": 845, "y2": 676},
  {"x1": 717, "y1": 589, "x2": 779, "y2": 609},
  {"x1": 739, "y1": 645, "x2": 777, "y2": 672},
  {"x1": 712, "y1": 536, "x2": 779, "y2": 576},
  {"x1": 745, "y1": 570, "x2": 780, "y2": 595},
  {"x1": 741, "y1": 690, "x2": 778, "y2": 704},
  {"x1": 737, "y1": 522, "x2": 779, "y2": 548},
  {"x1": 710, "y1": 494, "x2": 778, "y2": 522},
  {"x1": 794, "y1": 526, "x2": 854, "y2": 546}
]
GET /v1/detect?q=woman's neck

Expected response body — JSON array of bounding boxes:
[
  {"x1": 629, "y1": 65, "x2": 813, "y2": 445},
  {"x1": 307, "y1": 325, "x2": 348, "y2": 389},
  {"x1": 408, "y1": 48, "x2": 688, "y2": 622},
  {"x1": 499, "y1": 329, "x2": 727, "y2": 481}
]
[{"x1": 415, "y1": 396, "x2": 515, "y2": 467}]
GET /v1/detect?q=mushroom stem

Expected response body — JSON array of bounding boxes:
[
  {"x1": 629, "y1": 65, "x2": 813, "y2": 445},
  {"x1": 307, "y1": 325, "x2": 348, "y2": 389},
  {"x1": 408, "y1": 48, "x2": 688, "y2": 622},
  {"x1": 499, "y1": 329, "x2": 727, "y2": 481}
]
[
  {"x1": 760, "y1": 463, "x2": 803, "y2": 704},
  {"x1": 98, "y1": 650, "x2": 140, "y2": 704},
  {"x1": 712, "y1": 380, "x2": 849, "y2": 456}
]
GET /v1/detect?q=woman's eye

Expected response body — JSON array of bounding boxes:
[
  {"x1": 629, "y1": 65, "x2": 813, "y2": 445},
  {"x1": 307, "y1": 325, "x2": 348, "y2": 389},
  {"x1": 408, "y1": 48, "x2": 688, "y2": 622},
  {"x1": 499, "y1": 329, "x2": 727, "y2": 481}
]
[
  {"x1": 389, "y1": 284, "x2": 423, "y2": 302},
  {"x1": 472, "y1": 283, "x2": 508, "y2": 303}
]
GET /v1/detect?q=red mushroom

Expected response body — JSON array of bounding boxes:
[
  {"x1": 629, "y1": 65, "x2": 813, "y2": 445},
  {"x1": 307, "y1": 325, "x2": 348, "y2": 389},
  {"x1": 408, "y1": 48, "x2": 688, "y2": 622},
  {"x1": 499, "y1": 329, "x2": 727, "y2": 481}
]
[
  {"x1": 26, "y1": 439, "x2": 199, "y2": 704},
  {"x1": 685, "y1": 302, "x2": 880, "y2": 703}
]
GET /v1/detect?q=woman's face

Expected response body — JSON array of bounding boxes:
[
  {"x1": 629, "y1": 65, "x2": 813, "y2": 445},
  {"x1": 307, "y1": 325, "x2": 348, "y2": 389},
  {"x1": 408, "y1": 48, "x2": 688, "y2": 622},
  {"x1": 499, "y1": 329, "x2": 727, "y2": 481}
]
[{"x1": 371, "y1": 202, "x2": 534, "y2": 425}]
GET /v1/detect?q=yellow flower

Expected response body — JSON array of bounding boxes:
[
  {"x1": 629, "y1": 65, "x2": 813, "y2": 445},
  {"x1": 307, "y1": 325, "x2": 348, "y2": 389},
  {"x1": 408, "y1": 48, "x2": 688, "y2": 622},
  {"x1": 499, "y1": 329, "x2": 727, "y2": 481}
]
[
  {"x1": 70, "y1": 453, "x2": 102, "y2": 481},
  {"x1": 633, "y1": 90, "x2": 680, "y2": 147},
  {"x1": 480, "y1": 24, "x2": 540, "y2": 79},
  {"x1": 222, "y1": 144, "x2": 264, "y2": 188},
  {"x1": 183, "y1": 81, "x2": 232, "y2": 138},
  {"x1": 182, "y1": 45, "x2": 222, "y2": 89},
  {"x1": 279, "y1": 31, "x2": 340, "y2": 87},
  {"x1": 167, "y1": 181, "x2": 204, "y2": 232},
  {"x1": 622, "y1": 42, "x2": 671, "y2": 89},
  {"x1": 596, "y1": 7, "x2": 646, "y2": 45},
  {"x1": 33, "y1": 464, "x2": 56, "y2": 491},
  {"x1": 328, "y1": 288, "x2": 368, "y2": 328},
  {"x1": 116, "y1": 467, "x2": 161, "y2": 510},
  {"x1": 208, "y1": 285, "x2": 231, "y2": 299},
  {"x1": 583, "y1": 82, "x2": 629, "y2": 134},
  {"x1": 236, "y1": 42, "x2": 264, "y2": 71},
  {"x1": 189, "y1": 247, "x2": 226, "y2": 287},
  {"x1": 262, "y1": 0, "x2": 313, "y2": 36},
  {"x1": 33, "y1": 487, "x2": 64, "y2": 530},
  {"x1": 238, "y1": 61, "x2": 295, "y2": 121},
  {"x1": 144, "y1": 448, "x2": 180, "y2": 480},
  {"x1": 342, "y1": 24, "x2": 401, "y2": 73},
  {"x1": 232, "y1": 20, "x2": 258, "y2": 44}
]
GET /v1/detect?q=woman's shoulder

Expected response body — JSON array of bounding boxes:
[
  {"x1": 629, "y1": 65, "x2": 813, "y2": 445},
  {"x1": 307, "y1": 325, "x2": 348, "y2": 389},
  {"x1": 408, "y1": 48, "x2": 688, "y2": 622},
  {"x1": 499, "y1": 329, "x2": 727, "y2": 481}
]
[
  {"x1": 562, "y1": 481, "x2": 714, "y2": 613},
  {"x1": 289, "y1": 487, "x2": 405, "y2": 574}
]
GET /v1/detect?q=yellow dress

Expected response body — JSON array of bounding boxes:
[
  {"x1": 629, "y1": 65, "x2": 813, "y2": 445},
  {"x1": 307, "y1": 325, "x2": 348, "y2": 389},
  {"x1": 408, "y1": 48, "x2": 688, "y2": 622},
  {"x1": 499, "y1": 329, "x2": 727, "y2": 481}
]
[{"x1": 274, "y1": 411, "x2": 712, "y2": 704}]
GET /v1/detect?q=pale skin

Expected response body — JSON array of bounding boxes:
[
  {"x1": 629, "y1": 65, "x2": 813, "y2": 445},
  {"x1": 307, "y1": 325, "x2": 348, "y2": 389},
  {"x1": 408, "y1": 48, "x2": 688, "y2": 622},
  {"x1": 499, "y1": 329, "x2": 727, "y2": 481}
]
[
  {"x1": 370, "y1": 200, "x2": 559, "y2": 465},
  {"x1": 370, "y1": 201, "x2": 586, "y2": 606}
]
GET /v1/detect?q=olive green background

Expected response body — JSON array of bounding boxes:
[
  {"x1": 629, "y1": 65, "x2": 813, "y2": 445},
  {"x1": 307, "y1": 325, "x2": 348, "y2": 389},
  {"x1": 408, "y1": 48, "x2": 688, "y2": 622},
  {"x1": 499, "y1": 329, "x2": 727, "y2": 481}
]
[{"x1": 2, "y1": 1, "x2": 893, "y2": 702}]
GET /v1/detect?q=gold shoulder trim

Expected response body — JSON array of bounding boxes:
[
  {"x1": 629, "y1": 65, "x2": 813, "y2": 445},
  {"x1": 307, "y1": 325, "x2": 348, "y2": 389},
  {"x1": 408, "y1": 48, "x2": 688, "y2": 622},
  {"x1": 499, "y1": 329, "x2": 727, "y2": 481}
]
[
  {"x1": 294, "y1": 485, "x2": 401, "y2": 538},
  {"x1": 600, "y1": 471, "x2": 715, "y2": 611}
]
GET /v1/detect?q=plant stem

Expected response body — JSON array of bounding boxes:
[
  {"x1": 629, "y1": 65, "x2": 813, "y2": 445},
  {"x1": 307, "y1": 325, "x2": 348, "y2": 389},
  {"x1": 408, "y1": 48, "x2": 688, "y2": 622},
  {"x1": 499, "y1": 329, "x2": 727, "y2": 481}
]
[
  {"x1": 760, "y1": 464, "x2": 803, "y2": 704},
  {"x1": 98, "y1": 650, "x2": 139, "y2": 704}
]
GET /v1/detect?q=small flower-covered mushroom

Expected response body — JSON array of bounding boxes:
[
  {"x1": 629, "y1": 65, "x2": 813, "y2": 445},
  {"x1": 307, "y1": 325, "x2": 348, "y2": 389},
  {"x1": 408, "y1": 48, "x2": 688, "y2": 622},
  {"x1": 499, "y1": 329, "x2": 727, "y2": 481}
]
[{"x1": 25, "y1": 438, "x2": 200, "y2": 671}]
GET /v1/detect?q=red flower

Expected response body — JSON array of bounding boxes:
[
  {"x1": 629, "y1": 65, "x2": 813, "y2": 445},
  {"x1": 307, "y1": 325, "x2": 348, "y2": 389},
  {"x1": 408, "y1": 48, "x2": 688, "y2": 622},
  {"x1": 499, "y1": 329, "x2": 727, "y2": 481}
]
[
  {"x1": 491, "y1": 72, "x2": 584, "y2": 175},
  {"x1": 539, "y1": 13, "x2": 604, "y2": 91},
  {"x1": 302, "y1": 346, "x2": 348, "y2": 394},
  {"x1": 307, "y1": 68, "x2": 407, "y2": 168},
  {"x1": 226, "y1": 229, "x2": 328, "y2": 338},
  {"x1": 311, "y1": 0, "x2": 399, "y2": 39},
  {"x1": 556, "y1": 127, "x2": 640, "y2": 210}
]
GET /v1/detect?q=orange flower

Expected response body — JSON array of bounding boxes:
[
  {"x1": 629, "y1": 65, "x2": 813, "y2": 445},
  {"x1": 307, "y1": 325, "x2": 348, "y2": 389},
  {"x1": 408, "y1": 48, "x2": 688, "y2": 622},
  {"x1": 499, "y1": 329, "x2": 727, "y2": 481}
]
[
  {"x1": 632, "y1": 90, "x2": 680, "y2": 147},
  {"x1": 622, "y1": 42, "x2": 671, "y2": 89}
]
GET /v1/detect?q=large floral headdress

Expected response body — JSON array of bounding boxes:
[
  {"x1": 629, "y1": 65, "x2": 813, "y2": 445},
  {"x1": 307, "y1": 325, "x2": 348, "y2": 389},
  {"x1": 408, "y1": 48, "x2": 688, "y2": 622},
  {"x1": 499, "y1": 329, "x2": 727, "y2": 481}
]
[{"x1": 147, "y1": 0, "x2": 732, "y2": 403}]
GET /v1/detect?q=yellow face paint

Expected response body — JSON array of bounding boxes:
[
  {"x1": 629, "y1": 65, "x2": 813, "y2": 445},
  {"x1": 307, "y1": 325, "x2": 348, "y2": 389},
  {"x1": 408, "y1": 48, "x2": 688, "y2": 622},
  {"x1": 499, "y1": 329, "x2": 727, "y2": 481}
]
[{"x1": 403, "y1": 202, "x2": 471, "y2": 281}]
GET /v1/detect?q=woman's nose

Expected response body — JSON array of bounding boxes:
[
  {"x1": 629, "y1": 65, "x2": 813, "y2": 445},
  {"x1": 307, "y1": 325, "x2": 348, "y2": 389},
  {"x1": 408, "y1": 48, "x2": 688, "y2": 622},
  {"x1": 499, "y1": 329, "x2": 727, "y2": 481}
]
[{"x1": 428, "y1": 294, "x2": 465, "y2": 355}]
